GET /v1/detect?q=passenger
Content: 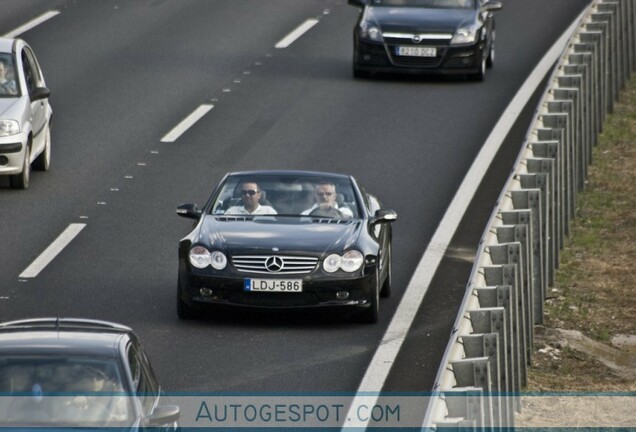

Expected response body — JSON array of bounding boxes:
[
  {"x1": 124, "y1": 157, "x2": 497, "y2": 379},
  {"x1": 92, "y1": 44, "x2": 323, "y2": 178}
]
[
  {"x1": 225, "y1": 181, "x2": 277, "y2": 215},
  {"x1": 0, "y1": 59, "x2": 17, "y2": 95},
  {"x1": 302, "y1": 181, "x2": 353, "y2": 218}
]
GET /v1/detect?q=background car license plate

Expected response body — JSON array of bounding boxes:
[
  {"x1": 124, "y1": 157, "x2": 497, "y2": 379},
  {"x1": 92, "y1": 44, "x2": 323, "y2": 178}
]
[
  {"x1": 244, "y1": 279, "x2": 303, "y2": 292},
  {"x1": 396, "y1": 46, "x2": 436, "y2": 57}
]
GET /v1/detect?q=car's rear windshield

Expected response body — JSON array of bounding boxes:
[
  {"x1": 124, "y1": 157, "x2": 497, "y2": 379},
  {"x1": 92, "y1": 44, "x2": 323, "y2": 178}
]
[
  {"x1": 0, "y1": 356, "x2": 133, "y2": 425},
  {"x1": 370, "y1": 0, "x2": 474, "y2": 8},
  {"x1": 209, "y1": 174, "x2": 361, "y2": 219}
]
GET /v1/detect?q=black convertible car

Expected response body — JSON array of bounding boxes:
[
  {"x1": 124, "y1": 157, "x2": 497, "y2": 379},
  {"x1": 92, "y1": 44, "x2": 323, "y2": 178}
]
[
  {"x1": 176, "y1": 171, "x2": 397, "y2": 323},
  {"x1": 349, "y1": 0, "x2": 502, "y2": 80}
]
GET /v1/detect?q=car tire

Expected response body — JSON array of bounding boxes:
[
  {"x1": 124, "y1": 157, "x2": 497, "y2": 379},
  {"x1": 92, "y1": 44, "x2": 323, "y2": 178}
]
[
  {"x1": 10, "y1": 144, "x2": 30, "y2": 189},
  {"x1": 470, "y1": 56, "x2": 486, "y2": 82},
  {"x1": 353, "y1": 66, "x2": 369, "y2": 79},
  {"x1": 380, "y1": 244, "x2": 392, "y2": 298},
  {"x1": 177, "y1": 284, "x2": 198, "y2": 320},
  {"x1": 486, "y1": 31, "x2": 495, "y2": 68},
  {"x1": 33, "y1": 122, "x2": 51, "y2": 171},
  {"x1": 358, "y1": 271, "x2": 380, "y2": 324}
]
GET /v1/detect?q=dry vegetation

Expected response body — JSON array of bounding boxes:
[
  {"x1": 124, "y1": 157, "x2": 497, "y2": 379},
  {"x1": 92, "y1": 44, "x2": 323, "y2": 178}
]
[
  {"x1": 515, "y1": 77, "x2": 636, "y2": 429},
  {"x1": 525, "y1": 77, "x2": 636, "y2": 392}
]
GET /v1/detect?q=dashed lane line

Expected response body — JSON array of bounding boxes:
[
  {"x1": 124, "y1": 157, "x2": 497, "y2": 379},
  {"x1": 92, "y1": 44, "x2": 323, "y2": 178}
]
[
  {"x1": 275, "y1": 18, "x2": 319, "y2": 49},
  {"x1": 160, "y1": 104, "x2": 214, "y2": 143},
  {"x1": 3, "y1": 10, "x2": 60, "y2": 38},
  {"x1": 19, "y1": 224, "x2": 86, "y2": 279}
]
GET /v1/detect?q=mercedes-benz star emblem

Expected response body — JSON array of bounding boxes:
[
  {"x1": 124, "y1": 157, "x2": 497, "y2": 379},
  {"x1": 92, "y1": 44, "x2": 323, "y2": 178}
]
[
  {"x1": 412, "y1": 34, "x2": 422, "y2": 43},
  {"x1": 265, "y1": 256, "x2": 284, "y2": 273}
]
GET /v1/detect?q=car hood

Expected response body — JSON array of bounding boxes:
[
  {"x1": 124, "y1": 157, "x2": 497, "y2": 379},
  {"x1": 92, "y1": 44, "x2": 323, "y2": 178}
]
[
  {"x1": 0, "y1": 97, "x2": 21, "y2": 117},
  {"x1": 365, "y1": 6, "x2": 476, "y2": 33},
  {"x1": 198, "y1": 216, "x2": 364, "y2": 255}
]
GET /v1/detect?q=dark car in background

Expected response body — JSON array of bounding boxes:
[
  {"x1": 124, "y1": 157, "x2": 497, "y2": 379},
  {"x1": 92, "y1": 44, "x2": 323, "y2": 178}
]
[
  {"x1": 349, "y1": 0, "x2": 502, "y2": 80},
  {"x1": 176, "y1": 170, "x2": 397, "y2": 323},
  {"x1": 0, "y1": 318, "x2": 179, "y2": 429}
]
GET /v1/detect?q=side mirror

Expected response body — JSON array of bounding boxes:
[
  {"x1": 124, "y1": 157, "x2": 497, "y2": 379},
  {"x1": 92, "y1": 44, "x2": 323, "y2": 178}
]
[
  {"x1": 145, "y1": 405, "x2": 180, "y2": 427},
  {"x1": 348, "y1": 0, "x2": 368, "y2": 7},
  {"x1": 484, "y1": 1, "x2": 502, "y2": 11},
  {"x1": 371, "y1": 209, "x2": 397, "y2": 224},
  {"x1": 176, "y1": 203, "x2": 201, "y2": 220},
  {"x1": 31, "y1": 87, "x2": 50, "y2": 102}
]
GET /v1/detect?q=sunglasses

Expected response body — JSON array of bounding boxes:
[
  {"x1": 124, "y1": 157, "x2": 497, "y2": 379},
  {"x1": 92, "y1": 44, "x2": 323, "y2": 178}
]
[{"x1": 241, "y1": 189, "x2": 259, "y2": 196}]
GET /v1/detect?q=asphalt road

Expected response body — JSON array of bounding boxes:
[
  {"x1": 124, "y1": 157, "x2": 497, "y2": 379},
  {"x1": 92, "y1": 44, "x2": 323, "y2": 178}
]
[{"x1": 0, "y1": 0, "x2": 590, "y2": 402}]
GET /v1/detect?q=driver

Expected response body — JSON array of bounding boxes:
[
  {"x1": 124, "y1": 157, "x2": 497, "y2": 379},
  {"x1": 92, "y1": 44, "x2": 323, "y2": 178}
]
[
  {"x1": 0, "y1": 59, "x2": 17, "y2": 95},
  {"x1": 302, "y1": 181, "x2": 353, "y2": 218},
  {"x1": 225, "y1": 181, "x2": 277, "y2": 215}
]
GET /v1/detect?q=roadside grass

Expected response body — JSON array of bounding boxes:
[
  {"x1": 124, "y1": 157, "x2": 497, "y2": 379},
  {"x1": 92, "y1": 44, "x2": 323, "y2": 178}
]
[{"x1": 525, "y1": 77, "x2": 636, "y2": 392}]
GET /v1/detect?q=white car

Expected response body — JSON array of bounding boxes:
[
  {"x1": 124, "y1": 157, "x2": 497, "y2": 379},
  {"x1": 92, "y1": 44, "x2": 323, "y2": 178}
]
[{"x1": 0, "y1": 37, "x2": 52, "y2": 189}]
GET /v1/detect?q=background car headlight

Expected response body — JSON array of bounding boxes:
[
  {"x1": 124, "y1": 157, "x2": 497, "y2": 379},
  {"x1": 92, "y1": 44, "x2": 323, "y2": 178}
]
[
  {"x1": 210, "y1": 251, "x2": 228, "y2": 270},
  {"x1": 189, "y1": 246, "x2": 211, "y2": 269},
  {"x1": 0, "y1": 120, "x2": 20, "y2": 137},
  {"x1": 341, "y1": 250, "x2": 364, "y2": 273},
  {"x1": 359, "y1": 24, "x2": 383, "y2": 42},
  {"x1": 323, "y1": 254, "x2": 342, "y2": 273},
  {"x1": 451, "y1": 26, "x2": 480, "y2": 45}
]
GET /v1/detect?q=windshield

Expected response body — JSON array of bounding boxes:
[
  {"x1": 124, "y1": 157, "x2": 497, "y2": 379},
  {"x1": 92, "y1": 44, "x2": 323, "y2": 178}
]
[
  {"x1": 0, "y1": 356, "x2": 133, "y2": 426},
  {"x1": 370, "y1": 0, "x2": 474, "y2": 7},
  {"x1": 209, "y1": 173, "x2": 361, "y2": 219},
  {"x1": 0, "y1": 54, "x2": 19, "y2": 98}
]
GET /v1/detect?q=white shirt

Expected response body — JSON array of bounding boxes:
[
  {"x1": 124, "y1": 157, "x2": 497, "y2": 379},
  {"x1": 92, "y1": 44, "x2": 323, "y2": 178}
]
[
  {"x1": 225, "y1": 204, "x2": 277, "y2": 215},
  {"x1": 301, "y1": 204, "x2": 353, "y2": 218}
]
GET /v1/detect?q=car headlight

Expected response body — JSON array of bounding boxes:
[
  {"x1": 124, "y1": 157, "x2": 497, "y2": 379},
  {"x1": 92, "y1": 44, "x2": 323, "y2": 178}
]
[
  {"x1": 323, "y1": 251, "x2": 364, "y2": 273},
  {"x1": 0, "y1": 119, "x2": 20, "y2": 137},
  {"x1": 189, "y1": 247, "x2": 227, "y2": 270},
  {"x1": 359, "y1": 23, "x2": 383, "y2": 42},
  {"x1": 189, "y1": 246, "x2": 211, "y2": 269},
  {"x1": 210, "y1": 250, "x2": 228, "y2": 270},
  {"x1": 341, "y1": 250, "x2": 364, "y2": 273},
  {"x1": 323, "y1": 254, "x2": 342, "y2": 273},
  {"x1": 451, "y1": 26, "x2": 480, "y2": 45}
]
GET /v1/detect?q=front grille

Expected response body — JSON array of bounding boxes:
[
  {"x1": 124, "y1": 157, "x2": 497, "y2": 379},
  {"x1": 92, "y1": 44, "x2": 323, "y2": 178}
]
[{"x1": 232, "y1": 255, "x2": 318, "y2": 275}]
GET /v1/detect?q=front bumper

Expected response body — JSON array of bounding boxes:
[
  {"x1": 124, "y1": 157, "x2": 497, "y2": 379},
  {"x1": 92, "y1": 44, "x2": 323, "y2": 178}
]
[
  {"x1": 354, "y1": 38, "x2": 484, "y2": 75},
  {"x1": 178, "y1": 264, "x2": 376, "y2": 312},
  {"x1": 0, "y1": 133, "x2": 27, "y2": 175}
]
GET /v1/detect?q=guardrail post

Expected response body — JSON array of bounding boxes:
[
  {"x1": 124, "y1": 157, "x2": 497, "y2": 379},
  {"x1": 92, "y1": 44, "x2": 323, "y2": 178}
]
[
  {"x1": 566, "y1": 53, "x2": 597, "y2": 149},
  {"x1": 483, "y1": 264, "x2": 526, "y2": 396},
  {"x1": 530, "y1": 140, "x2": 564, "y2": 252},
  {"x1": 554, "y1": 83, "x2": 586, "y2": 190},
  {"x1": 519, "y1": 169, "x2": 554, "y2": 290},
  {"x1": 450, "y1": 357, "x2": 495, "y2": 428},
  {"x1": 597, "y1": 2, "x2": 621, "y2": 101},
  {"x1": 587, "y1": 12, "x2": 613, "y2": 113},
  {"x1": 521, "y1": 157, "x2": 559, "y2": 286},
  {"x1": 441, "y1": 388, "x2": 484, "y2": 429},
  {"x1": 470, "y1": 300, "x2": 513, "y2": 427},
  {"x1": 578, "y1": 29, "x2": 606, "y2": 124},
  {"x1": 538, "y1": 114, "x2": 574, "y2": 233},
  {"x1": 510, "y1": 190, "x2": 545, "y2": 323}
]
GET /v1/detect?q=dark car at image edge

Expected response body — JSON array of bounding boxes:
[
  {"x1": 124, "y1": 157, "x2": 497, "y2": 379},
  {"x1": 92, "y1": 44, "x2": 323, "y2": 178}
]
[
  {"x1": 349, "y1": 0, "x2": 503, "y2": 80},
  {"x1": 176, "y1": 170, "x2": 397, "y2": 324}
]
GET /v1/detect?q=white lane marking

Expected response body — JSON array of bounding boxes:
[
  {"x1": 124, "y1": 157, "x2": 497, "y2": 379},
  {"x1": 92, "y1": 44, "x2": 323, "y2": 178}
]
[
  {"x1": 343, "y1": 8, "x2": 588, "y2": 429},
  {"x1": 275, "y1": 19, "x2": 319, "y2": 49},
  {"x1": 160, "y1": 104, "x2": 214, "y2": 143},
  {"x1": 3, "y1": 10, "x2": 60, "y2": 38},
  {"x1": 19, "y1": 224, "x2": 86, "y2": 279}
]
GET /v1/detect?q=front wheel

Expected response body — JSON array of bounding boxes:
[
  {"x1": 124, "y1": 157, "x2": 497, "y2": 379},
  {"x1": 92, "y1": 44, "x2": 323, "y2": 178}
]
[
  {"x1": 177, "y1": 283, "x2": 198, "y2": 320},
  {"x1": 380, "y1": 244, "x2": 392, "y2": 298},
  {"x1": 469, "y1": 56, "x2": 486, "y2": 82},
  {"x1": 33, "y1": 122, "x2": 51, "y2": 171},
  {"x1": 357, "y1": 272, "x2": 380, "y2": 324},
  {"x1": 10, "y1": 144, "x2": 30, "y2": 189}
]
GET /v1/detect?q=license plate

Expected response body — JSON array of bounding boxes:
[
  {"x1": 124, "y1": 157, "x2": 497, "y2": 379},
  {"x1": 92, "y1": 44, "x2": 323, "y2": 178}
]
[
  {"x1": 396, "y1": 46, "x2": 436, "y2": 57},
  {"x1": 244, "y1": 279, "x2": 303, "y2": 292}
]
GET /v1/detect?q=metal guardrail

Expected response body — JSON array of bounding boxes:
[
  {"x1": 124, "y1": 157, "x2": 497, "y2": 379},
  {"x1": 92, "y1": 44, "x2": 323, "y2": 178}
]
[{"x1": 424, "y1": 0, "x2": 635, "y2": 429}]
